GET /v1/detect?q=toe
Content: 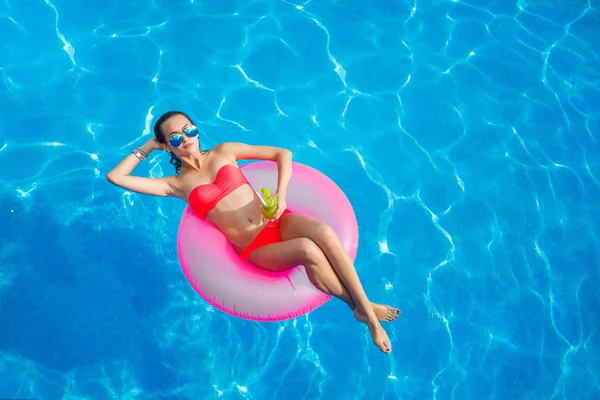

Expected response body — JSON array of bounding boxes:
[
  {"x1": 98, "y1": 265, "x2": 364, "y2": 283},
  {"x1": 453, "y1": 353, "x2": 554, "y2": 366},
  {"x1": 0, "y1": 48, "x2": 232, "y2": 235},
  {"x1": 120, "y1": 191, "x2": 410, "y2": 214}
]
[
  {"x1": 387, "y1": 310, "x2": 396, "y2": 321},
  {"x1": 380, "y1": 342, "x2": 391, "y2": 353}
]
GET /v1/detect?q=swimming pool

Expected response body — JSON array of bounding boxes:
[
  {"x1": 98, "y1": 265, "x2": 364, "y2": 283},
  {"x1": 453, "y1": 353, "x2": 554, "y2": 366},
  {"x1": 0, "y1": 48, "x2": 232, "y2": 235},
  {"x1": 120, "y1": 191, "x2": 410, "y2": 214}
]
[{"x1": 1, "y1": 0, "x2": 599, "y2": 398}]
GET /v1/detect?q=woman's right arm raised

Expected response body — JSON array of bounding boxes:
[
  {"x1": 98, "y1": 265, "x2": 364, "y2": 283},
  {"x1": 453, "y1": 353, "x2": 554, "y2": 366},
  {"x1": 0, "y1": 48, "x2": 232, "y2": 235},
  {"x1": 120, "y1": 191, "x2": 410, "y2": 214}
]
[{"x1": 106, "y1": 137, "x2": 174, "y2": 197}]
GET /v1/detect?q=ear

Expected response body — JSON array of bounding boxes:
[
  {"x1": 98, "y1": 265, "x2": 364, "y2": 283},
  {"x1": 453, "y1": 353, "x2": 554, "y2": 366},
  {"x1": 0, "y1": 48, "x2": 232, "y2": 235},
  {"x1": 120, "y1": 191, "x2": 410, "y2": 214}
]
[{"x1": 160, "y1": 143, "x2": 168, "y2": 151}]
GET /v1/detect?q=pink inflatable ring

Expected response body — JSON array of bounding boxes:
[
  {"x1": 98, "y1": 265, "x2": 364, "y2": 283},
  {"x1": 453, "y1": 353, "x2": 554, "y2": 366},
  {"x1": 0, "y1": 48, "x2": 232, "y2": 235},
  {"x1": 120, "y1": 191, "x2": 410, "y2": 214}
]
[{"x1": 177, "y1": 161, "x2": 359, "y2": 322}]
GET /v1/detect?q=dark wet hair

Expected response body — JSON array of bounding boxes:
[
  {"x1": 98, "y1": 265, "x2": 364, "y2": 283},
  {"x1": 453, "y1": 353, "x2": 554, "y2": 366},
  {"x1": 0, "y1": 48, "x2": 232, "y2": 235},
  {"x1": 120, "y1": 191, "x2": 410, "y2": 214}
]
[{"x1": 153, "y1": 110, "x2": 206, "y2": 175}]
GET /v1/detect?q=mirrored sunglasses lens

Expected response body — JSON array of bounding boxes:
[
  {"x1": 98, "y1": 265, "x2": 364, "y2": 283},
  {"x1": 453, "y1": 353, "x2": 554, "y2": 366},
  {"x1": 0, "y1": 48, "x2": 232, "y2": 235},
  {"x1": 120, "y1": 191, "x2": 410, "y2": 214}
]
[
  {"x1": 184, "y1": 126, "x2": 198, "y2": 137},
  {"x1": 170, "y1": 134, "x2": 183, "y2": 147}
]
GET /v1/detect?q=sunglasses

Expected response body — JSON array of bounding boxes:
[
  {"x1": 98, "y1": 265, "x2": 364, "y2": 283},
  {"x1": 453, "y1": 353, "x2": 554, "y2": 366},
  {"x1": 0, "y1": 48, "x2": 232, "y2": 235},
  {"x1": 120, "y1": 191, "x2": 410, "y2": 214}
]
[{"x1": 169, "y1": 125, "x2": 199, "y2": 147}]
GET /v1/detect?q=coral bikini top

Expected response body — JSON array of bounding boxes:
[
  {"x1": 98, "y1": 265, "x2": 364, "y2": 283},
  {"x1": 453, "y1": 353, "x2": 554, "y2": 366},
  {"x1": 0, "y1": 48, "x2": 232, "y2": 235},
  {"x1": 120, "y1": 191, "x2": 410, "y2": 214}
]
[{"x1": 188, "y1": 164, "x2": 250, "y2": 219}]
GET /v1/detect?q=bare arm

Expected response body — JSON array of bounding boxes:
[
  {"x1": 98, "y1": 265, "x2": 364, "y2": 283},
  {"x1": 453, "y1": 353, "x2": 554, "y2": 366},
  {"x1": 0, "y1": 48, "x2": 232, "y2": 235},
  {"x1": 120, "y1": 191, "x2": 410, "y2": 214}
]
[
  {"x1": 106, "y1": 138, "x2": 174, "y2": 197},
  {"x1": 220, "y1": 142, "x2": 293, "y2": 197}
]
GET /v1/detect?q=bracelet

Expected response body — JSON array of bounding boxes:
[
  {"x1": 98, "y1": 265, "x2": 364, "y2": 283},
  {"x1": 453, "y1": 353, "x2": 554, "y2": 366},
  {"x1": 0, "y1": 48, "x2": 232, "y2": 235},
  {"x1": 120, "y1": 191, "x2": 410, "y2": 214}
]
[{"x1": 132, "y1": 148, "x2": 146, "y2": 161}]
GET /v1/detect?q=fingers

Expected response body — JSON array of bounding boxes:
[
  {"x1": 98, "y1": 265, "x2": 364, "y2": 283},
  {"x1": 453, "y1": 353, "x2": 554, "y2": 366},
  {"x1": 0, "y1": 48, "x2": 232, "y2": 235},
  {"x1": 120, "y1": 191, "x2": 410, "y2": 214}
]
[{"x1": 274, "y1": 208, "x2": 286, "y2": 220}]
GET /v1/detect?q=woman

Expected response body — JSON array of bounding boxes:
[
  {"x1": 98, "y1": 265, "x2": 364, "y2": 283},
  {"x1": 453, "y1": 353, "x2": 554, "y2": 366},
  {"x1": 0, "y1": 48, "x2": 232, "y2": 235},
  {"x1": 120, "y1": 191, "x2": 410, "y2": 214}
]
[{"x1": 106, "y1": 111, "x2": 399, "y2": 353}]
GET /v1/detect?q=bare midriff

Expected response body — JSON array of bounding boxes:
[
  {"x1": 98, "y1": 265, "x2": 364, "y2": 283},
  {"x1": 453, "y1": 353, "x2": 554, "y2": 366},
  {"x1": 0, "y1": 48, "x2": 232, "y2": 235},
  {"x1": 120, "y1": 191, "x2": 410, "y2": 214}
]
[{"x1": 201, "y1": 184, "x2": 269, "y2": 251}]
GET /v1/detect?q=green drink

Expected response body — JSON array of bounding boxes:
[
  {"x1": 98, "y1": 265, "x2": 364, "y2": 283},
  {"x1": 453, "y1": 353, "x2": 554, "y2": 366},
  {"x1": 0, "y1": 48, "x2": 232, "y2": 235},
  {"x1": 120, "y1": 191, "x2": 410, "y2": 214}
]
[{"x1": 259, "y1": 188, "x2": 278, "y2": 219}]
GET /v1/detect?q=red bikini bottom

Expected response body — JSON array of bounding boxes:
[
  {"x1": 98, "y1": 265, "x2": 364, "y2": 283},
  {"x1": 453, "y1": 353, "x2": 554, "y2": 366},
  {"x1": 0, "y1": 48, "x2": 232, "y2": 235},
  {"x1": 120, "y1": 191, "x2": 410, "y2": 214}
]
[{"x1": 240, "y1": 209, "x2": 292, "y2": 261}]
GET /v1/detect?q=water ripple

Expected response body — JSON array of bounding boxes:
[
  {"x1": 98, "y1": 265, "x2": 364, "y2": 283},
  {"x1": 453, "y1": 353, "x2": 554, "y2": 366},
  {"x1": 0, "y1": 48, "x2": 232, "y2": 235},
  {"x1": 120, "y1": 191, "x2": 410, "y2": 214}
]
[{"x1": 1, "y1": 0, "x2": 599, "y2": 399}]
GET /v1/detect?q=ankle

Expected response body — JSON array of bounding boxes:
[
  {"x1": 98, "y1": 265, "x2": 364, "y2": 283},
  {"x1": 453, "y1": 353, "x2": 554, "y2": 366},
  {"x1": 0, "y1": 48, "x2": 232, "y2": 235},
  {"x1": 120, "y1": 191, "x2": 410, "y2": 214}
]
[{"x1": 360, "y1": 309, "x2": 378, "y2": 323}]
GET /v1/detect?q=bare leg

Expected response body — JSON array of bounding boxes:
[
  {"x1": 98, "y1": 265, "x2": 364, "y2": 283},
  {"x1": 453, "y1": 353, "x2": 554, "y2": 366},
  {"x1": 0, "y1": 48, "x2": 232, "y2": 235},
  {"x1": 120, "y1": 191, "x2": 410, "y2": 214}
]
[
  {"x1": 248, "y1": 237, "x2": 395, "y2": 353},
  {"x1": 248, "y1": 237, "x2": 356, "y2": 308},
  {"x1": 279, "y1": 214, "x2": 396, "y2": 318}
]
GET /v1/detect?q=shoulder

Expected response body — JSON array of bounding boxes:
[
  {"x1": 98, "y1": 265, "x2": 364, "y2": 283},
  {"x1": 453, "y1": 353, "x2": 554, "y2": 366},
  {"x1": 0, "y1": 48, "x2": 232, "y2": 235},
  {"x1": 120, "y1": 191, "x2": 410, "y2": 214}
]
[
  {"x1": 209, "y1": 142, "x2": 287, "y2": 162},
  {"x1": 213, "y1": 142, "x2": 241, "y2": 152},
  {"x1": 212, "y1": 142, "x2": 244, "y2": 159}
]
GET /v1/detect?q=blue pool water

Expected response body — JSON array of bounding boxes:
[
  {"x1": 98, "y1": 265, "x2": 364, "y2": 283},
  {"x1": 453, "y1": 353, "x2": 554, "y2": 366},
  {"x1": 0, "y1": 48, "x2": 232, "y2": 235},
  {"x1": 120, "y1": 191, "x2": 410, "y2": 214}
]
[{"x1": 1, "y1": 0, "x2": 599, "y2": 399}]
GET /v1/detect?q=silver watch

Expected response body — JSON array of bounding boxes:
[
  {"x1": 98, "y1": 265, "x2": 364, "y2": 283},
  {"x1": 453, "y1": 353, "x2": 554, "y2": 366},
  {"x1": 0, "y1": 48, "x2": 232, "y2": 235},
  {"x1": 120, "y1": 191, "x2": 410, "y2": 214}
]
[{"x1": 132, "y1": 148, "x2": 146, "y2": 161}]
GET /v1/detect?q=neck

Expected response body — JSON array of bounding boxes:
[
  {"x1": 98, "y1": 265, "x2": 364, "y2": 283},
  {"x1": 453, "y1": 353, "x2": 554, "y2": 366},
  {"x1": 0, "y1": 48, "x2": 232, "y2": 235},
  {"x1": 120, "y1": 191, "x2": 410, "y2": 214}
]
[{"x1": 179, "y1": 151, "x2": 205, "y2": 172}]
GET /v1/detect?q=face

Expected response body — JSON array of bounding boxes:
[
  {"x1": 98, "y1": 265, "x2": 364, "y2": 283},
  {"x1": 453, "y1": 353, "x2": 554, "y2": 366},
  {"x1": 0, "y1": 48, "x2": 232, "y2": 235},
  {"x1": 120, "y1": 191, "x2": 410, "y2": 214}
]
[{"x1": 160, "y1": 114, "x2": 200, "y2": 155}]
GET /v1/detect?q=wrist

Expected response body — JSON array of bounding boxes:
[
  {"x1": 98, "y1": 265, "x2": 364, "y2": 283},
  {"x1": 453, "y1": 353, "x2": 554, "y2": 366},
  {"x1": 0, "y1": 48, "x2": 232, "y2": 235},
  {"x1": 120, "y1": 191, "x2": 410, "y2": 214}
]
[
  {"x1": 139, "y1": 144, "x2": 154, "y2": 156},
  {"x1": 276, "y1": 193, "x2": 286, "y2": 204}
]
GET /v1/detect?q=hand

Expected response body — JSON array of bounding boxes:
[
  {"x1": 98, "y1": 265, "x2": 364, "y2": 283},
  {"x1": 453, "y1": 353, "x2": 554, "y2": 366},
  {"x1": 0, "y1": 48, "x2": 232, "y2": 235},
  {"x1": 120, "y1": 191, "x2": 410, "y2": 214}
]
[
  {"x1": 273, "y1": 194, "x2": 287, "y2": 220},
  {"x1": 141, "y1": 137, "x2": 163, "y2": 154}
]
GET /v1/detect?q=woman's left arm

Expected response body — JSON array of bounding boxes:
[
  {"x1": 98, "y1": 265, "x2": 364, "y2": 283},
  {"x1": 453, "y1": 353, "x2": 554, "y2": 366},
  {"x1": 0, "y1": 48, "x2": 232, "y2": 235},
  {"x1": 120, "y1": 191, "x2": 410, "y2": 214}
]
[{"x1": 222, "y1": 141, "x2": 293, "y2": 197}]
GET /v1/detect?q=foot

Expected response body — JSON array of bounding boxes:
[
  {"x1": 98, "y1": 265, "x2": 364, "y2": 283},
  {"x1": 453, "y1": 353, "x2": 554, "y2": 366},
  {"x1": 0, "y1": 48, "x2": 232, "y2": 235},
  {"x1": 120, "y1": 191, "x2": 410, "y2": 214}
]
[
  {"x1": 353, "y1": 309, "x2": 393, "y2": 353},
  {"x1": 372, "y1": 303, "x2": 401, "y2": 322}
]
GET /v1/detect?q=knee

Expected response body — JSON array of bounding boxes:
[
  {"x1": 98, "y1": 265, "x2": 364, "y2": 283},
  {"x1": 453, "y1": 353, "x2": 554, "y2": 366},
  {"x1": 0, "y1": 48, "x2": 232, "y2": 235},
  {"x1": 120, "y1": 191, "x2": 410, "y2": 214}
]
[
  {"x1": 297, "y1": 238, "x2": 326, "y2": 264},
  {"x1": 313, "y1": 223, "x2": 338, "y2": 247}
]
